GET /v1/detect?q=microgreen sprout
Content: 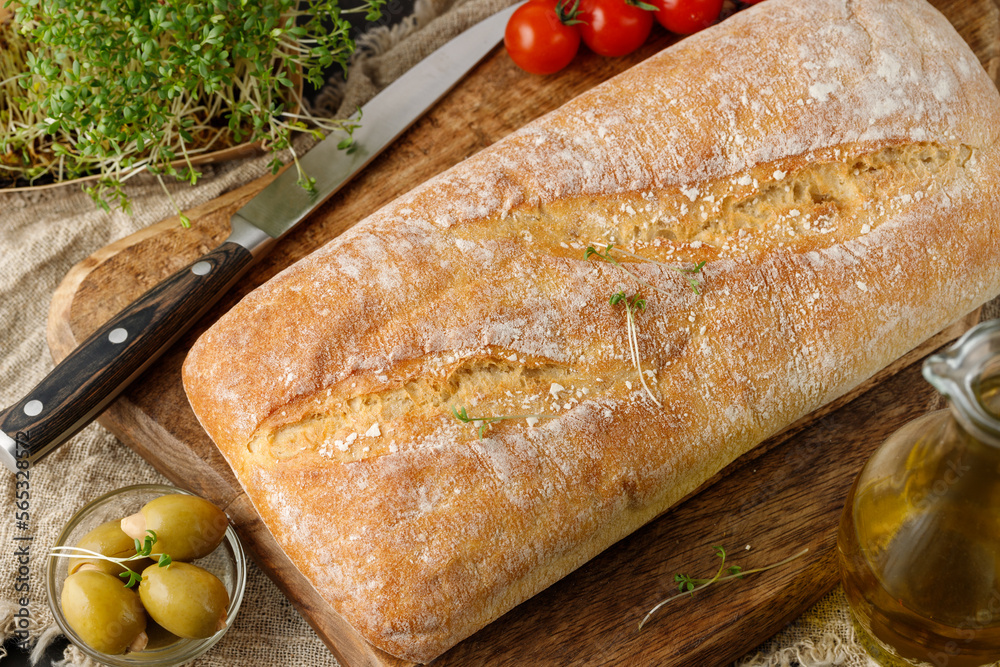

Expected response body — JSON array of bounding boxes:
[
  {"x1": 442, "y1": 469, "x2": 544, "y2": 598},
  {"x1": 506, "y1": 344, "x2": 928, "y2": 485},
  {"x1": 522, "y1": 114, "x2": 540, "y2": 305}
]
[
  {"x1": 50, "y1": 529, "x2": 172, "y2": 588},
  {"x1": 585, "y1": 244, "x2": 705, "y2": 295},
  {"x1": 673, "y1": 545, "x2": 742, "y2": 594},
  {"x1": 336, "y1": 109, "x2": 362, "y2": 153},
  {"x1": 638, "y1": 545, "x2": 810, "y2": 630},
  {"x1": 451, "y1": 406, "x2": 556, "y2": 439},
  {"x1": 1, "y1": 0, "x2": 384, "y2": 210},
  {"x1": 610, "y1": 290, "x2": 662, "y2": 408}
]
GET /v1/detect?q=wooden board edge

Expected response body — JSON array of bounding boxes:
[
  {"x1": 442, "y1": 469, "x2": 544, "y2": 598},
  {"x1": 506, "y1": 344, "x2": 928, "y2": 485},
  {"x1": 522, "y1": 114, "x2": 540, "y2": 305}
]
[
  {"x1": 993, "y1": 0, "x2": 1000, "y2": 84},
  {"x1": 669, "y1": 547, "x2": 840, "y2": 666},
  {"x1": 983, "y1": 0, "x2": 1000, "y2": 83},
  {"x1": 707, "y1": 545, "x2": 843, "y2": 666},
  {"x1": 45, "y1": 171, "x2": 278, "y2": 364}
]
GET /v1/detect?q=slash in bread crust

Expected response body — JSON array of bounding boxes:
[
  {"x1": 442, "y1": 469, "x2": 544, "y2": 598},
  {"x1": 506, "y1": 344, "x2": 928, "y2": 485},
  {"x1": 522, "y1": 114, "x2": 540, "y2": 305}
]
[{"x1": 183, "y1": 0, "x2": 1000, "y2": 661}]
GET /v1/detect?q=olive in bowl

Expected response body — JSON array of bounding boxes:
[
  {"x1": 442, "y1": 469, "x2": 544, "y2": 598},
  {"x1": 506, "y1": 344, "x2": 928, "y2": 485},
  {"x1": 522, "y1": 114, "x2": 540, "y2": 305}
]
[
  {"x1": 67, "y1": 519, "x2": 154, "y2": 577},
  {"x1": 61, "y1": 569, "x2": 148, "y2": 654},
  {"x1": 120, "y1": 494, "x2": 228, "y2": 562},
  {"x1": 47, "y1": 484, "x2": 246, "y2": 666}
]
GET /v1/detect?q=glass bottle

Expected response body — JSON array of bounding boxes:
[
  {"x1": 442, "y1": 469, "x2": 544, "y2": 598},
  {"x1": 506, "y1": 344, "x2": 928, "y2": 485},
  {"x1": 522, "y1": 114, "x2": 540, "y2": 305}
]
[{"x1": 837, "y1": 318, "x2": 1000, "y2": 667}]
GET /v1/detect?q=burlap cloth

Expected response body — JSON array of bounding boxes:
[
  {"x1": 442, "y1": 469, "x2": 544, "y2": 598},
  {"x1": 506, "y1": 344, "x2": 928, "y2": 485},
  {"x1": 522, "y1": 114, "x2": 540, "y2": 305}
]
[{"x1": 2, "y1": 1, "x2": 998, "y2": 664}]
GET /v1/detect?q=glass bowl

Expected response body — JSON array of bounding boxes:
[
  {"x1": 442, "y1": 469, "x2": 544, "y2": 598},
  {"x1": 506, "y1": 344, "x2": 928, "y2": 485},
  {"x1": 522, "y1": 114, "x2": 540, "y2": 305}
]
[{"x1": 46, "y1": 484, "x2": 246, "y2": 666}]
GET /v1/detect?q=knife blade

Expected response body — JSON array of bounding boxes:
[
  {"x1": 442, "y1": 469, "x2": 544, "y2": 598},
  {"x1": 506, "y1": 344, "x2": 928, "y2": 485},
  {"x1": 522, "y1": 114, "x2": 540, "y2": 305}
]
[{"x1": 0, "y1": 2, "x2": 523, "y2": 474}]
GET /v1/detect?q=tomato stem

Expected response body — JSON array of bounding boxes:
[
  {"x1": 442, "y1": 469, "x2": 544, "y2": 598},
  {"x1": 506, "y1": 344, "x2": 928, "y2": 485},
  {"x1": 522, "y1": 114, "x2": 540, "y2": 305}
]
[
  {"x1": 627, "y1": 0, "x2": 659, "y2": 11},
  {"x1": 556, "y1": 0, "x2": 586, "y2": 25}
]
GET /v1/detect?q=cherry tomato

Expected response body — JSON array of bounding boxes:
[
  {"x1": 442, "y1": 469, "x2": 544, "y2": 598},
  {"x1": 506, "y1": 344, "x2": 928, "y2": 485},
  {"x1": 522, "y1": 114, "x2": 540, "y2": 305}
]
[
  {"x1": 505, "y1": 0, "x2": 582, "y2": 75},
  {"x1": 647, "y1": 0, "x2": 723, "y2": 35},
  {"x1": 577, "y1": 0, "x2": 654, "y2": 58}
]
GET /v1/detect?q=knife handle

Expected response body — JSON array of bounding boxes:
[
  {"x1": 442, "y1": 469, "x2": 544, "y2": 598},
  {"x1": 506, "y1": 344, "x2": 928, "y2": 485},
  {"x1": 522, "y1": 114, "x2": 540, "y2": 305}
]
[{"x1": 0, "y1": 241, "x2": 254, "y2": 473}]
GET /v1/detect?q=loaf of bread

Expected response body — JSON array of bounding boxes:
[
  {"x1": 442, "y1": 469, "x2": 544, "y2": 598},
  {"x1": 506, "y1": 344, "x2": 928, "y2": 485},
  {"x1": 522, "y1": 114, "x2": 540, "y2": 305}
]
[{"x1": 182, "y1": 0, "x2": 1000, "y2": 661}]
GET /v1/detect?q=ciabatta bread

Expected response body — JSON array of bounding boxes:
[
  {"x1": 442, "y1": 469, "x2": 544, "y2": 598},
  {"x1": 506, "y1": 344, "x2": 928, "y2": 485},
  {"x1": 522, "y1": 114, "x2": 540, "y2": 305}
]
[{"x1": 182, "y1": 0, "x2": 1000, "y2": 661}]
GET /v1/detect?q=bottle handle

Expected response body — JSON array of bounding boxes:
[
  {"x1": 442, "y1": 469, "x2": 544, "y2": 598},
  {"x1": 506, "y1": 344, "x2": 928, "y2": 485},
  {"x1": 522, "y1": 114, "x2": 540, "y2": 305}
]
[{"x1": 923, "y1": 318, "x2": 1000, "y2": 445}]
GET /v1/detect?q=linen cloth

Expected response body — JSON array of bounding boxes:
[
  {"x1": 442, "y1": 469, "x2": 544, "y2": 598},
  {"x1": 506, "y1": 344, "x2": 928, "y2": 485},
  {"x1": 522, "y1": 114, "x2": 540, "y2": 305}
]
[{"x1": 1, "y1": 0, "x2": 997, "y2": 664}]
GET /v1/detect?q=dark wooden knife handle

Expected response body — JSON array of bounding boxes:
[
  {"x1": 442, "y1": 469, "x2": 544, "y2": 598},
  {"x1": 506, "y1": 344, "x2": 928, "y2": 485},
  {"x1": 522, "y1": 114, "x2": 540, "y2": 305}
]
[{"x1": 0, "y1": 241, "x2": 253, "y2": 471}]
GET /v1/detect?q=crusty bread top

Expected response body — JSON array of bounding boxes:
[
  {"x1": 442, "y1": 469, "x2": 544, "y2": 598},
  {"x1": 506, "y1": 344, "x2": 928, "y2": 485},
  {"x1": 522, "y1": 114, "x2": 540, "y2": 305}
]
[{"x1": 183, "y1": 0, "x2": 1000, "y2": 661}]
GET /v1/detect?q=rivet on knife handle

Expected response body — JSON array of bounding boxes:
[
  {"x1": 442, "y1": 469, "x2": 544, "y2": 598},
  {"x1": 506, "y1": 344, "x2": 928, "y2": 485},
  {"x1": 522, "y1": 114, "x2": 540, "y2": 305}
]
[{"x1": 0, "y1": 241, "x2": 254, "y2": 473}]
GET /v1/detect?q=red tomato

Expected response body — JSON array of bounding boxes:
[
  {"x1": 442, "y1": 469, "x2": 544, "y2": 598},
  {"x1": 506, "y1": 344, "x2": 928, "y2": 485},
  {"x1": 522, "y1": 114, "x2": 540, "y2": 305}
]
[
  {"x1": 577, "y1": 0, "x2": 654, "y2": 58},
  {"x1": 647, "y1": 0, "x2": 723, "y2": 35},
  {"x1": 504, "y1": 0, "x2": 582, "y2": 75}
]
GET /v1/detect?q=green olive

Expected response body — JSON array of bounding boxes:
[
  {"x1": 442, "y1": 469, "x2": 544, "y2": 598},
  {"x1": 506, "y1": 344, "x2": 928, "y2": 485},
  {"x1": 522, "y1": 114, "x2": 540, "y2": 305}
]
[
  {"x1": 68, "y1": 520, "x2": 153, "y2": 577},
  {"x1": 142, "y1": 618, "x2": 181, "y2": 650},
  {"x1": 61, "y1": 570, "x2": 147, "y2": 654},
  {"x1": 138, "y1": 562, "x2": 229, "y2": 639},
  {"x1": 120, "y1": 494, "x2": 228, "y2": 561}
]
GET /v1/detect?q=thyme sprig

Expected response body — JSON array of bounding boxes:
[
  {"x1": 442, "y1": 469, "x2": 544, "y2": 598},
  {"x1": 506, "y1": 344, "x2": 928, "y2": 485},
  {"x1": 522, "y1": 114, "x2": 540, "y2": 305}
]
[
  {"x1": 638, "y1": 545, "x2": 810, "y2": 630},
  {"x1": 610, "y1": 290, "x2": 662, "y2": 408},
  {"x1": 585, "y1": 244, "x2": 705, "y2": 295},
  {"x1": 451, "y1": 406, "x2": 556, "y2": 439},
  {"x1": 50, "y1": 529, "x2": 172, "y2": 588}
]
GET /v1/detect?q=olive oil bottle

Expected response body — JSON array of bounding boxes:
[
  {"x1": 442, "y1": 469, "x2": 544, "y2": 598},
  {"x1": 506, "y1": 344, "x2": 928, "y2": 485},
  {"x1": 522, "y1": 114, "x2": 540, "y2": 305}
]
[{"x1": 837, "y1": 320, "x2": 1000, "y2": 667}]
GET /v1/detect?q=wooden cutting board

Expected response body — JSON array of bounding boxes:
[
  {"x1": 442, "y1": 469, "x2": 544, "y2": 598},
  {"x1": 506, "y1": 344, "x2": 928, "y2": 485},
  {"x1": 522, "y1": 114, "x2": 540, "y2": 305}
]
[{"x1": 44, "y1": 1, "x2": 1000, "y2": 665}]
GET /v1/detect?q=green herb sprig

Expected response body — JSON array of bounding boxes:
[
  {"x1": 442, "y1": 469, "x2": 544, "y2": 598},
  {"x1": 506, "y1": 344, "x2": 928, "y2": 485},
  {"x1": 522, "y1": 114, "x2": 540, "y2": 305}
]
[
  {"x1": 638, "y1": 545, "x2": 810, "y2": 630},
  {"x1": 50, "y1": 529, "x2": 172, "y2": 588},
  {"x1": 585, "y1": 243, "x2": 705, "y2": 295},
  {"x1": 451, "y1": 406, "x2": 556, "y2": 439},
  {"x1": 2, "y1": 0, "x2": 384, "y2": 214},
  {"x1": 674, "y1": 545, "x2": 743, "y2": 593},
  {"x1": 610, "y1": 290, "x2": 662, "y2": 408}
]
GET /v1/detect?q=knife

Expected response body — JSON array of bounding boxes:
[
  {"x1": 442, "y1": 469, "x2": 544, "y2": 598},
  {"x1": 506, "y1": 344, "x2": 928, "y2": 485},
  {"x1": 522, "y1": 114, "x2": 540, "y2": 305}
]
[{"x1": 0, "y1": 2, "x2": 523, "y2": 474}]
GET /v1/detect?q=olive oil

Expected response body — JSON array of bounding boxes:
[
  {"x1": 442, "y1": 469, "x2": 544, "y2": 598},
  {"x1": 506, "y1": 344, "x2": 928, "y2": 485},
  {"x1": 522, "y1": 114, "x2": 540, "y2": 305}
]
[
  {"x1": 838, "y1": 447, "x2": 1000, "y2": 667},
  {"x1": 837, "y1": 321, "x2": 1000, "y2": 667},
  {"x1": 979, "y1": 376, "x2": 1000, "y2": 419}
]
